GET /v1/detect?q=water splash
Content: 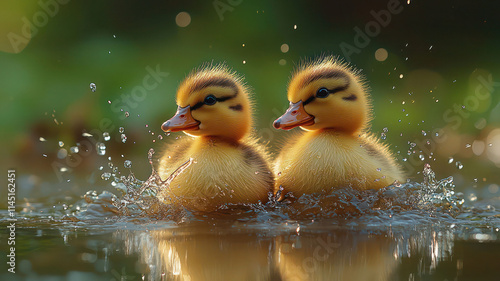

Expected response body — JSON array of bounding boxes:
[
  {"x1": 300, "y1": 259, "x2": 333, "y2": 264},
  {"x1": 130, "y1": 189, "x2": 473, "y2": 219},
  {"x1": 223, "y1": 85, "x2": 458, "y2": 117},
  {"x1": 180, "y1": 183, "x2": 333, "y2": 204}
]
[
  {"x1": 83, "y1": 149, "x2": 193, "y2": 219},
  {"x1": 78, "y1": 149, "x2": 466, "y2": 222}
]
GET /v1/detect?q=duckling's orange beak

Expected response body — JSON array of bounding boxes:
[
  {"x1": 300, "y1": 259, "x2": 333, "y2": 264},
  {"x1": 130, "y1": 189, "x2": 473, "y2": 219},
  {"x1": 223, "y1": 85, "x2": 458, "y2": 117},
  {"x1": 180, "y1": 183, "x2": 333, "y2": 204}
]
[
  {"x1": 161, "y1": 105, "x2": 200, "y2": 132},
  {"x1": 273, "y1": 100, "x2": 315, "y2": 130}
]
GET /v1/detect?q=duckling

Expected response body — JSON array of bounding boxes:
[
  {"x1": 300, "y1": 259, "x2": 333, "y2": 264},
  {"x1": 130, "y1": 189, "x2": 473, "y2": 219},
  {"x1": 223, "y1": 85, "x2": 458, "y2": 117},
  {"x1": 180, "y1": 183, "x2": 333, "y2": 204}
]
[
  {"x1": 157, "y1": 64, "x2": 273, "y2": 211},
  {"x1": 273, "y1": 57, "x2": 404, "y2": 198}
]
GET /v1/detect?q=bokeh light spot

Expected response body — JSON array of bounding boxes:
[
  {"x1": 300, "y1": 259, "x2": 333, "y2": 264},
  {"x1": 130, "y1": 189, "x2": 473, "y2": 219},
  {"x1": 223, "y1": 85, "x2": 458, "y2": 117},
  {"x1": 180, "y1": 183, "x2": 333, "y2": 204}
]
[
  {"x1": 375, "y1": 48, "x2": 388, "y2": 61},
  {"x1": 176, "y1": 12, "x2": 191, "y2": 27},
  {"x1": 280, "y1": 44, "x2": 289, "y2": 53},
  {"x1": 486, "y1": 128, "x2": 500, "y2": 163}
]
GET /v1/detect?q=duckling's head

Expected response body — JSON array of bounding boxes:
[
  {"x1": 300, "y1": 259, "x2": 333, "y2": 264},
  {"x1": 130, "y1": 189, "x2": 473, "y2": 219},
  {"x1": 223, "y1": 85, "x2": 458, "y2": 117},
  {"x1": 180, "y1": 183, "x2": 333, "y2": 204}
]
[
  {"x1": 161, "y1": 64, "x2": 253, "y2": 141},
  {"x1": 274, "y1": 57, "x2": 371, "y2": 134}
]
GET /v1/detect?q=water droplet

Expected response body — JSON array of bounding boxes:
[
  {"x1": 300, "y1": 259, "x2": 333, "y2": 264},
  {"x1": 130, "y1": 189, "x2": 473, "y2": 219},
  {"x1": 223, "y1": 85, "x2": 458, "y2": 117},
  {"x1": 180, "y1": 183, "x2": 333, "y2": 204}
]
[
  {"x1": 421, "y1": 130, "x2": 427, "y2": 136},
  {"x1": 124, "y1": 160, "x2": 132, "y2": 169},
  {"x1": 82, "y1": 132, "x2": 93, "y2": 137},
  {"x1": 90, "y1": 83, "x2": 96, "y2": 92},
  {"x1": 103, "y1": 132, "x2": 111, "y2": 141},
  {"x1": 158, "y1": 135, "x2": 163, "y2": 140},
  {"x1": 381, "y1": 132, "x2": 387, "y2": 140},
  {"x1": 488, "y1": 143, "x2": 493, "y2": 147},
  {"x1": 96, "y1": 143, "x2": 106, "y2": 155},
  {"x1": 383, "y1": 127, "x2": 388, "y2": 133},
  {"x1": 254, "y1": 171, "x2": 259, "y2": 175},
  {"x1": 70, "y1": 146, "x2": 79, "y2": 153},
  {"x1": 99, "y1": 166, "x2": 104, "y2": 170},
  {"x1": 124, "y1": 111, "x2": 130, "y2": 118},
  {"x1": 448, "y1": 157, "x2": 454, "y2": 164},
  {"x1": 403, "y1": 158, "x2": 407, "y2": 162},
  {"x1": 60, "y1": 167, "x2": 68, "y2": 172},
  {"x1": 468, "y1": 193, "x2": 477, "y2": 202},
  {"x1": 148, "y1": 148, "x2": 155, "y2": 163},
  {"x1": 465, "y1": 143, "x2": 471, "y2": 148},
  {"x1": 39, "y1": 137, "x2": 46, "y2": 142},
  {"x1": 419, "y1": 154, "x2": 425, "y2": 161},
  {"x1": 376, "y1": 168, "x2": 381, "y2": 172},
  {"x1": 293, "y1": 24, "x2": 297, "y2": 29},
  {"x1": 57, "y1": 148, "x2": 67, "y2": 159},
  {"x1": 456, "y1": 161, "x2": 463, "y2": 169},
  {"x1": 121, "y1": 134, "x2": 127, "y2": 143},
  {"x1": 113, "y1": 34, "x2": 116, "y2": 38},
  {"x1": 119, "y1": 127, "x2": 125, "y2": 133},
  {"x1": 101, "y1": 172, "x2": 111, "y2": 180},
  {"x1": 409, "y1": 142, "x2": 416, "y2": 148},
  {"x1": 58, "y1": 141, "x2": 64, "y2": 147}
]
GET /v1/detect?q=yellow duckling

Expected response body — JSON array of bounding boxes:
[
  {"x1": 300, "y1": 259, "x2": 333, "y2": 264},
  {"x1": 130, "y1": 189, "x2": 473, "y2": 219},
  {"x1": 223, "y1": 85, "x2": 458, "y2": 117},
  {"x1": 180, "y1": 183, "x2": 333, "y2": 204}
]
[
  {"x1": 273, "y1": 57, "x2": 404, "y2": 198},
  {"x1": 157, "y1": 64, "x2": 273, "y2": 211}
]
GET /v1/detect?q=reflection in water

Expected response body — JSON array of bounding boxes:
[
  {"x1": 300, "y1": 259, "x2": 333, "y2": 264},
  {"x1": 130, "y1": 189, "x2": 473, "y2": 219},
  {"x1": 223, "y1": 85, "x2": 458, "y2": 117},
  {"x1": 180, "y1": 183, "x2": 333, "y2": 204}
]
[
  {"x1": 112, "y1": 222, "x2": 500, "y2": 281},
  {"x1": 115, "y1": 224, "x2": 275, "y2": 280},
  {"x1": 275, "y1": 230, "x2": 396, "y2": 281}
]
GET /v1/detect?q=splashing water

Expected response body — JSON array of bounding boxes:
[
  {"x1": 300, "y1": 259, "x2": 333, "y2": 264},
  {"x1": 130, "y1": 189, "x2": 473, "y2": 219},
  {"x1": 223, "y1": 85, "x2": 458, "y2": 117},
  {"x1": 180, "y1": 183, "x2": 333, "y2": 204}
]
[
  {"x1": 80, "y1": 156, "x2": 470, "y2": 224},
  {"x1": 83, "y1": 149, "x2": 193, "y2": 219}
]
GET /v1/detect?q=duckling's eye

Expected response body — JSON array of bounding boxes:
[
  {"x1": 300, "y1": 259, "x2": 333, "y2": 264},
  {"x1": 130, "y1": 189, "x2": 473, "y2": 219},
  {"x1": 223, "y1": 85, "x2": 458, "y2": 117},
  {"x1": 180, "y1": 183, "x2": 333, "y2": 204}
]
[
  {"x1": 316, "y1": 87, "x2": 330, "y2": 98},
  {"x1": 204, "y1": 95, "x2": 217, "y2": 105}
]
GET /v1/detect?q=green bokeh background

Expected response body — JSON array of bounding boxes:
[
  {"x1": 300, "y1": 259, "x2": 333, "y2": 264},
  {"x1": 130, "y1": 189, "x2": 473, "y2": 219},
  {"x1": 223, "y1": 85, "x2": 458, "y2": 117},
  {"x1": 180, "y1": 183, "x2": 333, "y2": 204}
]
[{"x1": 1, "y1": 0, "x2": 500, "y2": 197}]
